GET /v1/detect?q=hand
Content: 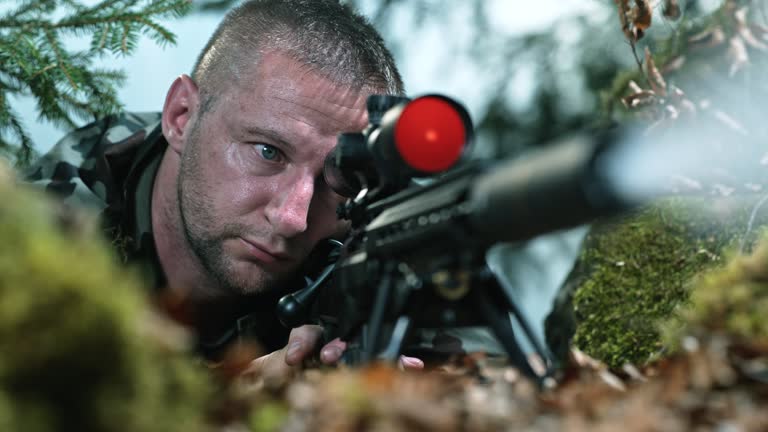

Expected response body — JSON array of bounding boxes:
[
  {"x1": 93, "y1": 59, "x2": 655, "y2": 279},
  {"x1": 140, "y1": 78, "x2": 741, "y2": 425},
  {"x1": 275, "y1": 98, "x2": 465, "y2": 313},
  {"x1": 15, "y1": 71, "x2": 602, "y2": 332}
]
[{"x1": 243, "y1": 324, "x2": 424, "y2": 382}]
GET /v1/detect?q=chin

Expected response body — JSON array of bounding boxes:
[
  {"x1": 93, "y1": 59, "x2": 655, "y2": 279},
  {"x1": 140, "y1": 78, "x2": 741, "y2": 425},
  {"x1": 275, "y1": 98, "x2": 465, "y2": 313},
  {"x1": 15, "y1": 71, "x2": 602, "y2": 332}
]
[{"x1": 225, "y1": 263, "x2": 282, "y2": 296}]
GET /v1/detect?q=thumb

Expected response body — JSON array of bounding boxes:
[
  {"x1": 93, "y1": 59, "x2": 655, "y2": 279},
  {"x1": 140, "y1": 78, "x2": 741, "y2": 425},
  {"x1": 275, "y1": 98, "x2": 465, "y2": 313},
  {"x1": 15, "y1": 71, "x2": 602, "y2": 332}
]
[{"x1": 242, "y1": 324, "x2": 324, "y2": 377}]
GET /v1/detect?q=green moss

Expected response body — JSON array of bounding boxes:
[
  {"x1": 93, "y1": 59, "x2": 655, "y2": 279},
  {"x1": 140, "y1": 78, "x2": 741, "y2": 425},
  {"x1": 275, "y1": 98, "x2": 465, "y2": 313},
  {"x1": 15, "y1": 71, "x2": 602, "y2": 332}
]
[
  {"x1": 0, "y1": 162, "x2": 212, "y2": 431},
  {"x1": 571, "y1": 196, "x2": 767, "y2": 368},
  {"x1": 249, "y1": 401, "x2": 289, "y2": 432},
  {"x1": 662, "y1": 231, "x2": 768, "y2": 347}
]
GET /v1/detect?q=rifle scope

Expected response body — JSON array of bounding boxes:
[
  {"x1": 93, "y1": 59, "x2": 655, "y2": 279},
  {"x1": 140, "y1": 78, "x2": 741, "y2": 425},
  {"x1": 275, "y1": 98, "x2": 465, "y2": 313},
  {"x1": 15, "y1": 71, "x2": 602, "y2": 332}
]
[{"x1": 324, "y1": 95, "x2": 474, "y2": 198}]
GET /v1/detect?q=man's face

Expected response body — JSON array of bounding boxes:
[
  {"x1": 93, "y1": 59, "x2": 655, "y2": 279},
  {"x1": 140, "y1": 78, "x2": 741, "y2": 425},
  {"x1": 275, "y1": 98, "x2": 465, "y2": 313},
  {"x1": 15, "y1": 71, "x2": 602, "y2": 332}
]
[{"x1": 177, "y1": 52, "x2": 369, "y2": 296}]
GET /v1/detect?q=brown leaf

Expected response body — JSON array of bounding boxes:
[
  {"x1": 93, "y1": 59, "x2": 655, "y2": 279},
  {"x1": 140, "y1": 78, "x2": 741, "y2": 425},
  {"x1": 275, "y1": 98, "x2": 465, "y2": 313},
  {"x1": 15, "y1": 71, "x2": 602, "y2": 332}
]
[
  {"x1": 735, "y1": 7, "x2": 768, "y2": 51},
  {"x1": 663, "y1": 0, "x2": 681, "y2": 20},
  {"x1": 669, "y1": 85, "x2": 697, "y2": 115},
  {"x1": 622, "y1": 90, "x2": 656, "y2": 108},
  {"x1": 644, "y1": 47, "x2": 667, "y2": 96},
  {"x1": 688, "y1": 26, "x2": 726, "y2": 49},
  {"x1": 659, "y1": 359, "x2": 689, "y2": 403},
  {"x1": 571, "y1": 348, "x2": 605, "y2": 370},
  {"x1": 598, "y1": 369, "x2": 627, "y2": 392},
  {"x1": 664, "y1": 104, "x2": 679, "y2": 120},
  {"x1": 615, "y1": 0, "x2": 633, "y2": 40},
  {"x1": 631, "y1": 0, "x2": 653, "y2": 40},
  {"x1": 727, "y1": 36, "x2": 749, "y2": 76},
  {"x1": 622, "y1": 364, "x2": 648, "y2": 382},
  {"x1": 713, "y1": 109, "x2": 749, "y2": 135},
  {"x1": 628, "y1": 79, "x2": 643, "y2": 94},
  {"x1": 661, "y1": 55, "x2": 686, "y2": 74}
]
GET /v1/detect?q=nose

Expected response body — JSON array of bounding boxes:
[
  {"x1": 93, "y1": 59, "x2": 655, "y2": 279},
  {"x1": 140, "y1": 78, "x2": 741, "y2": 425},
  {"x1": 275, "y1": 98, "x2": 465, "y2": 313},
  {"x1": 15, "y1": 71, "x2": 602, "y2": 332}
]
[{"x1": 265, "y1": 169, "x2": 315, "y2": 237}]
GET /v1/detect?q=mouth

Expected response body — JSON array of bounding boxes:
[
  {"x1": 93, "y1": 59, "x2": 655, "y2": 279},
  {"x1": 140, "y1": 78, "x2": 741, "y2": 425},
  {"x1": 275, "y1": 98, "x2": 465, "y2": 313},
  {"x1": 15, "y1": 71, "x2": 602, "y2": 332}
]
[{"x1": 238, "y1": 238, "x2": 293, "y2": 265}]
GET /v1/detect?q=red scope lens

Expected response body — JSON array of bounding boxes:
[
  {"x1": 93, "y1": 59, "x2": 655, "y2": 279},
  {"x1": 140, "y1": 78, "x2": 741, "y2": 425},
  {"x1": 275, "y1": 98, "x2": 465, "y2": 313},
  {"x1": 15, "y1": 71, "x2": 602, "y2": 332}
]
[{"x1": 393, "y1": 96, "x2": 468, "y2": 173}]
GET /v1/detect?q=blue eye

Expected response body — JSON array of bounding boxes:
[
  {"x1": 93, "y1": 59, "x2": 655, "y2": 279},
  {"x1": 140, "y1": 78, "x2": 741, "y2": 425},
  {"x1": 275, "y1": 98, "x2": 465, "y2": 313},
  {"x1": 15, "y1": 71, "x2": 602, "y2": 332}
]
[{"x1": 256, "y1": 144, "x2": 280, "y2": 161}]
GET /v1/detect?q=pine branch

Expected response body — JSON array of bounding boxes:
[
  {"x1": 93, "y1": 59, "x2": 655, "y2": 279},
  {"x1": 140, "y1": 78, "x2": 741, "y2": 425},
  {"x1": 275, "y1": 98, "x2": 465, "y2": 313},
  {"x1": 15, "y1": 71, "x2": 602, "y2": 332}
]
[{"x1": 0, "y1": 0, "x2": 190, "y2": 167}]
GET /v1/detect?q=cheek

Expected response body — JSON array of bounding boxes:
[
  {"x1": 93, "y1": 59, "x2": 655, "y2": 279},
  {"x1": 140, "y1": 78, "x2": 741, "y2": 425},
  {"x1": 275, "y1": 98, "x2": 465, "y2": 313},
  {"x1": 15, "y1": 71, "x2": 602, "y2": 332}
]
[
  {"x1": 221, "y1": 178, "x2": 278, "y2": 215},
  {"x1": 199, "y1": 140, "x2": 278, "y2": 212}
]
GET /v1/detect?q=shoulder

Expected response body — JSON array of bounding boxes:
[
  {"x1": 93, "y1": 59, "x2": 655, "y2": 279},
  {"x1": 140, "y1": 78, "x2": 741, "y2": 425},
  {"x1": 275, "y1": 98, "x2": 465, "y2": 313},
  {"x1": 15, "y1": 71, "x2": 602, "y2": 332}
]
[{"x1": 25, "y1": 112, "x2": 162, "y2": 208}]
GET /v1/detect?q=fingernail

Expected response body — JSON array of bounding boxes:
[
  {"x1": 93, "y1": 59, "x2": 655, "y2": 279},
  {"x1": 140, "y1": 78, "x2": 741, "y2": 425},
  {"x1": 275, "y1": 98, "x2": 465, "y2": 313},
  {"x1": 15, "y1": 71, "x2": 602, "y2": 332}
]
[
  {"x1": 286, "y1": 341, "x2": 303, "y2": 361},
  {"x1": 321, "y1": 346, "x2": 342, "y2": 363},
  {"x1": 402, "y1": 357, "x2": 424, "y2": 369}
]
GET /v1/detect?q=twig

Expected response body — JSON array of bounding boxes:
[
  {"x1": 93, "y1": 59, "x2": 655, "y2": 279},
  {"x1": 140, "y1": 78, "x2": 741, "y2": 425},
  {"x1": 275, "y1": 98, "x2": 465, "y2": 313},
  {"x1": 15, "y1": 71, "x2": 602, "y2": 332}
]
[
  {"x1": 121, "y1": 21, "x2": 129, "y2": 53},
  {"x1": 616, "y1": 0, "x2": 650, "y2": 87},
  {"x1": 30, "y1": 63, "x2": 58, "y2": 80},
  {"x1": 99, "y1": 22, "x2": 110, "y2": 50},
  {"x1": 739, "y1": 191, "x2": 768, "y2": 254},
  {"x1": 43, "y1": 28, "x2": 78, "y2": 91},
  {"x1": 629, "y1": 40, "x2": 647, "y2": 84}
]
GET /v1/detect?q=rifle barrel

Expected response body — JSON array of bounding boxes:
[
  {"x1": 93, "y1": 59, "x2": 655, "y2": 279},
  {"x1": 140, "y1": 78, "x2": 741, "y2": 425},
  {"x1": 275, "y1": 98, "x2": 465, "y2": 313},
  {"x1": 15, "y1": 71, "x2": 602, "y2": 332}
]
[{"x1": 467, "y1": 133, "x2": 635, "y2": 244}]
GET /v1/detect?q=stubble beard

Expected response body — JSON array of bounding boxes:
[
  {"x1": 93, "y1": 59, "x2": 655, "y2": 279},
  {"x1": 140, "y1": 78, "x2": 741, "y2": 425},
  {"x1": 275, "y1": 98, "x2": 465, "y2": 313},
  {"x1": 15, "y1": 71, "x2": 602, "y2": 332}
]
[{"x1": 176, "y1": 128, "x2": 282, "y2": 297}]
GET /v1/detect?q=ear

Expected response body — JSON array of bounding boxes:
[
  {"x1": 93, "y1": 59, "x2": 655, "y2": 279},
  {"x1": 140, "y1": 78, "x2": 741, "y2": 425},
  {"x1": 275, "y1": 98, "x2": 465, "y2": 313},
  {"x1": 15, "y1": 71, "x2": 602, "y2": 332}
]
[{"x1": 161, "y1": 74, "x2": 200, "y2": 155}]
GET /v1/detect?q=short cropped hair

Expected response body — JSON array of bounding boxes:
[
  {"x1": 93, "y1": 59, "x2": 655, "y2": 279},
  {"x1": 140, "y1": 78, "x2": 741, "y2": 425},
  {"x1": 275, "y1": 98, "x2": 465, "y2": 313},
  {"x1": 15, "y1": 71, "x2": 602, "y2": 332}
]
[{"x1": 192, "y1": 0, "x2": 404, "y2": 108}]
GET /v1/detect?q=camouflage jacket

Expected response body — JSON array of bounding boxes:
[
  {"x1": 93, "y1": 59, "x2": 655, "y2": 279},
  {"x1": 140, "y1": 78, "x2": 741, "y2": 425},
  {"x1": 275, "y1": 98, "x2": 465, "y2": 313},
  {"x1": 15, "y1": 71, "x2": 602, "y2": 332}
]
[{"x1": 26, "y1": 112, "x2": 166, "y2": 288}]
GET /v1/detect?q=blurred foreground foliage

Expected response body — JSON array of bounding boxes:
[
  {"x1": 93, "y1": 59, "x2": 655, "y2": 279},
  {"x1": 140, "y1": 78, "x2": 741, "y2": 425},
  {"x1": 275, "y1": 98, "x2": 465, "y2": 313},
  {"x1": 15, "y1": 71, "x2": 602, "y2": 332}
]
[{"x1": 0, "y1": 162, "x2": 211, "y2": 431}]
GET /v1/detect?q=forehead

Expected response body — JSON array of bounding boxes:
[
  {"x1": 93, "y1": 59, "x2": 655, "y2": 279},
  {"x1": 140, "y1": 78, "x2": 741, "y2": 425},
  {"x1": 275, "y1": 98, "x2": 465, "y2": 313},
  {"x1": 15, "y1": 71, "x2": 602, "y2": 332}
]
[{"x1": 228, "y1": 51, "x2": 372, "y2": 135}]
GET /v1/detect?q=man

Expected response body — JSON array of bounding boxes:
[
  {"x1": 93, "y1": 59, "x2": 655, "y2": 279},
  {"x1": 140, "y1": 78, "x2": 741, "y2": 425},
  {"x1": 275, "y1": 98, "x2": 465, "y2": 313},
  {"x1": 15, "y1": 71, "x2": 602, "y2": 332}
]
[{"x1": 26, "y1": 0, "x2": 425, "y2": 374}]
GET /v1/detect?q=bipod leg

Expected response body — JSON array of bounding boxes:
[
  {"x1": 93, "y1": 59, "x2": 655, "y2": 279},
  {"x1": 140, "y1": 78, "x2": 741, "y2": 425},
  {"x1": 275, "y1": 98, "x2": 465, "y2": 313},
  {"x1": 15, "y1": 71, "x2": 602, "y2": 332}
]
[
  {"x1": 361, "y1": 262, "x2": 395, "y2": 363},
  {"x1": 481, "y1": 269, "x2": 554, "y2": 379},
  {"x1": 468, "y1": 287, "x2": 539, "y2": 381},
  {"x1": 377, "y1": 315, "x2": 412, "y2": 362}
]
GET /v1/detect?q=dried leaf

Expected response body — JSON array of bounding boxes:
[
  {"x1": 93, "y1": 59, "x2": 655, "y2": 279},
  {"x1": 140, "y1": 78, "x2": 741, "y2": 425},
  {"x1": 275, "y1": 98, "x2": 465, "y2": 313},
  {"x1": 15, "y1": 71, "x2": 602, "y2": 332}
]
[
  {"x1": 631, "y1": 0, "x2": 653, "y2": 40},
  {"x1": 688, "y1": 26, "x2": 726, "y2": 49},
  {"x1": 727, "y1": 36, "x2": 749, "y2": 76},
  {"x1": 622, "y1": 364, "x2": 648, "y2": 382},
  {"x1": 735, "y1": 7, "x2": 768, "y2": 51},
  {"x1": 659, "y1": 359, "x2": 689, "y2": 403},
  {"x1": 663, "y1": 0, "x2": 681, "y2": 20},
  {"x1": 628, "y1": 79, "x2": 644, "y2": 94},
  {"x1": 713, "y1": 109, "x2": 749, "y2": 135},
  {"x1": 598, "y1": 369, "x2": 627, "y2": 392},
  {"x1": 664, "y1": 104, "x2": 679, "y2": 119},
  {"x1": 644, "y1": 47, "x2": 667, "y2": 96},
  {"x1": 661, "y1": 55, "x2": 686, "y2": 73},
  {"x1": 571, "y1": 348, "x2": 604, "y2": 370},
  {"x1": 622, "y1": 90, "x2": 656, "y2": 108},
  {"x1": 615, "y1": 0, "x2": 633, "y2": 39},
  {"x1": 668, "y1": 86, "x2": 697, "y2": 116}
]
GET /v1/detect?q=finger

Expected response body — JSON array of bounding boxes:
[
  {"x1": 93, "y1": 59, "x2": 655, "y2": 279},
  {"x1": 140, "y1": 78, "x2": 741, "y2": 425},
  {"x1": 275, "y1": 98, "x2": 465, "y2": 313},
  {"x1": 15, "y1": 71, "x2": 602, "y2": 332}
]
[
  {"x1": 319, "y1": 338, "x2": 347, "y2": 364},
  {"x1": 242, "y1": 350, "x2": 286, "y2": 378},
  {"x1": 398, "y1": 355, "x2": 424, "y2": 370},
  {"x1": 284, "y1": 325, "x2": 324, "y2": 366}
]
